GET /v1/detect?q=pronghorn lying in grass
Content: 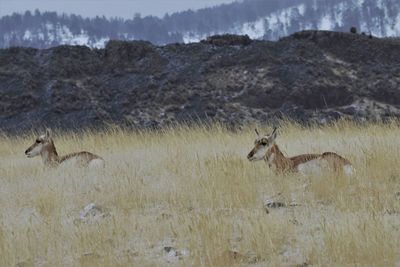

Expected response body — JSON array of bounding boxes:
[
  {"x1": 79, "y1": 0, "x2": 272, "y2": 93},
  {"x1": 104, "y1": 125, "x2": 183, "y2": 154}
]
[
  {"x1": 247, "y1": 127, "x2": 354, "y2": 176},
  {"x1": 25, "y1": 129, "x2": 105, "y2": 168}
]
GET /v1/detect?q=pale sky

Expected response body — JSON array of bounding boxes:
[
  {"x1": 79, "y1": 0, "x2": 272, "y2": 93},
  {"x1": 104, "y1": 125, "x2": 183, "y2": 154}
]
[{"x1": 0, "y1": 0, "x2": 238, "y2": 18}]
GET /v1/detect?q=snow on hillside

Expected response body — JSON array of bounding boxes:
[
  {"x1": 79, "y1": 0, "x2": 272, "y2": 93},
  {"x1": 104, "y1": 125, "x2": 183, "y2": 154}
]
[
  {"x1": 183, "y1": 0, "x2": 400, "y2": 43},
  {"x1": 1, "y1": 0, "x2": 399, "y2": 48},
  {"x1": 182, "y1": 4, "x2": 306, "y2": 42},
  {"x1": 17, "y1": 24, "x2": 109, "y2": 48}
]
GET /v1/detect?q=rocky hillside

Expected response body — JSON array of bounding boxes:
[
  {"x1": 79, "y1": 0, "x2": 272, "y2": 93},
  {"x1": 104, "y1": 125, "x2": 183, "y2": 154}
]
[{"x1": 1, "y1": 30, "x2": 400, "y2": 132}]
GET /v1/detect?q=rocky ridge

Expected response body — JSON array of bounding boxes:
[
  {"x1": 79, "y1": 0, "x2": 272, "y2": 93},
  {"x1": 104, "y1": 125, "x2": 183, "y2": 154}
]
[{"x1": 1, "y1": 30, "x2": 400, "y2": 132}]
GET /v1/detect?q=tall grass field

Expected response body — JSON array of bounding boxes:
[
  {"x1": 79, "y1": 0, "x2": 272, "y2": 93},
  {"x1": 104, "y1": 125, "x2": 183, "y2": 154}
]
[{"x1": 0, "y1": 121, "x2": 399, "y2": 266}]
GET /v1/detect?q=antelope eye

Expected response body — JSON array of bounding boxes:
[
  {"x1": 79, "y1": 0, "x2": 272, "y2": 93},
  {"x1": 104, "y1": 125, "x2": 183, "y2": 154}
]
[{"x1": 36, "y1": 139, "x2": 41, "y2": 143}]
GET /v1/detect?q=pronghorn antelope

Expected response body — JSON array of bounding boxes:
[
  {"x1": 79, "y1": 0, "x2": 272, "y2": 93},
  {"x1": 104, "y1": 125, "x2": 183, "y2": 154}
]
[
  {"x1": 247, "y1": 127, "x2": 354, "y2": 176},
  {"x1": 25, "y1": 129, "x2": 105, "y2": 168}
]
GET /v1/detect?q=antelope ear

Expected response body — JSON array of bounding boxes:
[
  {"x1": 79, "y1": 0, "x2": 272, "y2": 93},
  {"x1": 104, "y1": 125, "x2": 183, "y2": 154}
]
[
  {"x1": 45, "y1": 128, "x2": 52, "y2": 139},
  {"x1": 270, "y1": 127, "x2": 278, "y2": 141},
  {"x1": 255, "y1": 128, "x2": 260, "y2": 136}
]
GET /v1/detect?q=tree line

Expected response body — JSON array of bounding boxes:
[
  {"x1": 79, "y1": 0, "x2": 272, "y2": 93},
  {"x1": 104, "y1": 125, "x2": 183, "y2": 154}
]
[{"x1": 0, "y1": 0, "x2": 398, "y2": 48}]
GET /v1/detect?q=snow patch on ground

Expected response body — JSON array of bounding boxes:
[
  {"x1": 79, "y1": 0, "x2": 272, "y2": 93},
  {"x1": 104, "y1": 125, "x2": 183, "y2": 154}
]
[
  {"x1": 319, "y1": 15, "x2": 334, "y2": 30},
  {"x1": 240, "y1": 19, "x2": 265, "y2": 39},
  {"x1": 298, "y1": 4, "x2": 306, "y2": 16},
  {"x1": 23, "y1": 30, "x2": 32, "y2": 40},
  {"x1": 16, "y1": 22, "x2": 110, "y2": 48},
  {"x1": 182, "y1": 32, "x2": 212, "y2": 43}
]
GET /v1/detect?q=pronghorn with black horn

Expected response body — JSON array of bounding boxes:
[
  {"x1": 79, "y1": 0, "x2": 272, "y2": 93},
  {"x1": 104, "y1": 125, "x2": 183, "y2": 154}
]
[
  {"x1": 25, "y1": 129, "x2": 105, "y2": 168},
  {"x1": 247, "y1": 127, "x2": 355, "y2": 176}
]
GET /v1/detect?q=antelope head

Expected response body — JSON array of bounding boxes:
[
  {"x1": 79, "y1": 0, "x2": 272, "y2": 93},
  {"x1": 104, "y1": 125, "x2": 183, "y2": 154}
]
[
  {"x1": 25, "y1": 128, "x2": 53, "y2": 158},
  {"x1": 247, "y1": 127, "x2": 277, "y2": 162}
]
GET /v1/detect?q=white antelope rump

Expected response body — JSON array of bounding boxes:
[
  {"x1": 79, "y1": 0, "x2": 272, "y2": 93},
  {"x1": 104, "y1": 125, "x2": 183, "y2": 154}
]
[
  {"x1": 25, "y1": 129, "x2": 105, "y2": 169},
  {"x1": 247, "y1": 127, "x2": 355, "y2": 176}
]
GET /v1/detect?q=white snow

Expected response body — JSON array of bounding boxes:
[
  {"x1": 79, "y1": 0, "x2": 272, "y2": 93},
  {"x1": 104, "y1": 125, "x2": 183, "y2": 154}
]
[
  {"x1": 92, "y1": 37, "x2": 109, "y2": 48},
  {"x1": 298, "y1": 4, "x2": 306, "y2": 16},
  {"x1": 179, "y1": 0, "x2": 400, "y2": 43},
  {"x1": 5, "y1": 0, "x2": 400, "y2": 48},
  {"x1": 37, "y1": 31, "x2": 44, "y2": 40},
  {"x1": 241, "y1": 19, "x2": 265, "y2": 39},
  {"x1": 395, "y1": 14, "x2": 400, "y2": 35},
  {"x1": 182, "y1": 32, "x2": 211, "y2": 43},
  {"x1": 23, "y1": 30, "x2": 32, "y2": 40},
  {"x1": 45, "y1": 23, "x2": 54, "y2": 31},
  {"x1": 319, "y1": 15, "x2": 334, "y2": 30}
]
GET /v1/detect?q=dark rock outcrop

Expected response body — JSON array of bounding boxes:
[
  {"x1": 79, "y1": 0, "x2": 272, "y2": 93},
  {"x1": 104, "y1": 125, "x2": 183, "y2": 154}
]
[
  {"x1": 1, "y1": 31, "x2": 400, "y2": 132},
  {"x1": 201, "y1": 34, "x2": 252, "y2": 46}
]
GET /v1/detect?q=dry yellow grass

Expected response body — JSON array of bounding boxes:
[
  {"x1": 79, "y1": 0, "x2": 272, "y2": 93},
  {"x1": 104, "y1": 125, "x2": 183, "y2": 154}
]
[{"x1": 0, "y1": 121, "x2": 399, "y2": 266}]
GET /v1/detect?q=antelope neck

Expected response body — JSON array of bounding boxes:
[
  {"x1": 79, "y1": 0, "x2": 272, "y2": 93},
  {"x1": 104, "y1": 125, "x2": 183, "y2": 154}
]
[{"x1": 41, "y1": 141, "x2": 60, "y2": 166}]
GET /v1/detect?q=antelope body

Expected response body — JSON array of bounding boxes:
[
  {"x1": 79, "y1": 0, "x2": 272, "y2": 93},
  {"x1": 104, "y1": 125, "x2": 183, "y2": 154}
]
[
  {"x1": 247, "y1": 128, "x2": 354, "y2": 176},
  {"x1": 25, "y1": 129, "x2": 105, "y2": 169}
]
